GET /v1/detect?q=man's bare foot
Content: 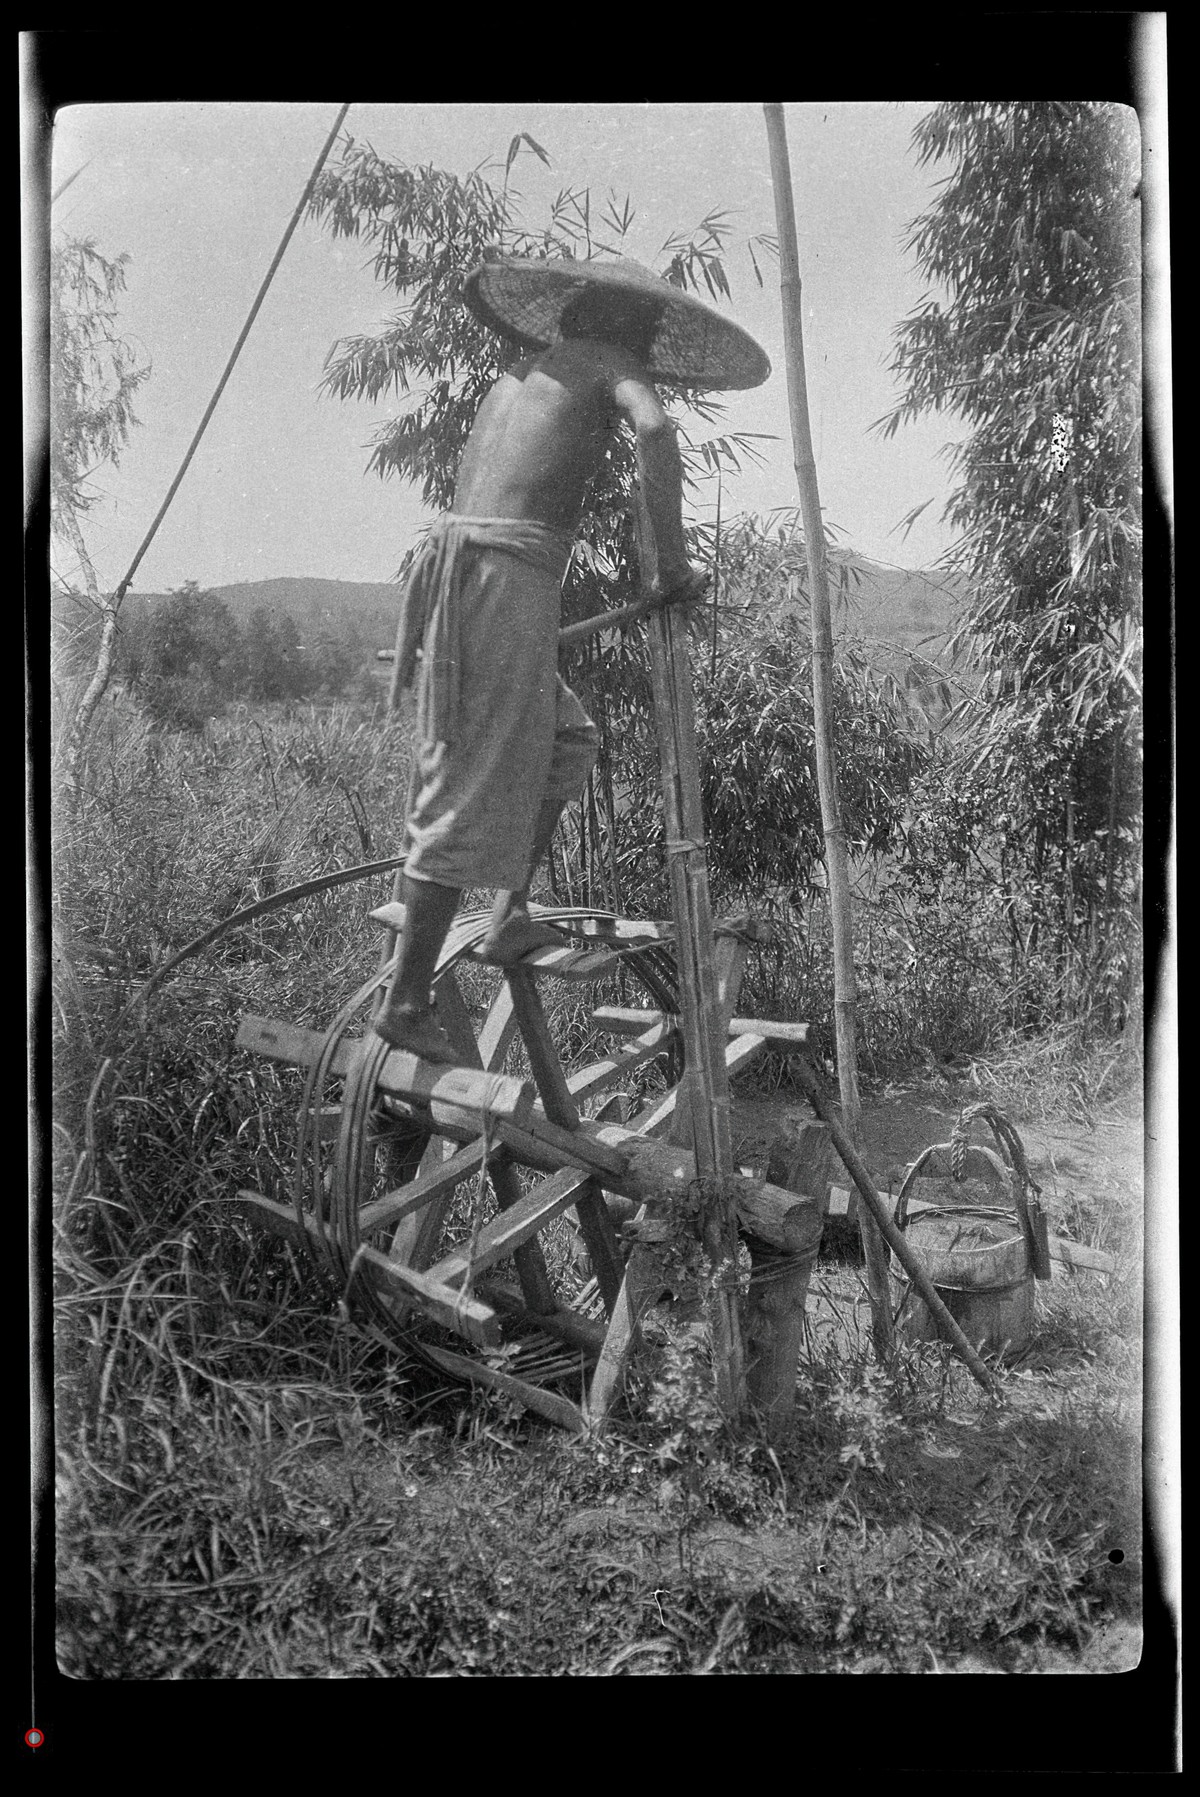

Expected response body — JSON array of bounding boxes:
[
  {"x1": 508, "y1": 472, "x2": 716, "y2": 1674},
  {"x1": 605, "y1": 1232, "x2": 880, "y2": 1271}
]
[
  {"x1": 476, "y1": 913, "x2": 570, "y2": 967},
  {"x1": 371, "y1": 1005, "x2": 460, "y2": 1065}
]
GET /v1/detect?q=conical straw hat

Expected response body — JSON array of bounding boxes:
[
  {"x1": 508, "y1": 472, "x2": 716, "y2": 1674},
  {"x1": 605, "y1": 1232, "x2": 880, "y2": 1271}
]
[{"x1": 462, "y1": 253, "x2": 770, "y2": 391}]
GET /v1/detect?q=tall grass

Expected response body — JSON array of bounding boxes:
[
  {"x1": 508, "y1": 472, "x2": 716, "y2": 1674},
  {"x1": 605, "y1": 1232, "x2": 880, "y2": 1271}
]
[{"x1": 51, "y1": 684, "x2": 1144, "y2": 1678}]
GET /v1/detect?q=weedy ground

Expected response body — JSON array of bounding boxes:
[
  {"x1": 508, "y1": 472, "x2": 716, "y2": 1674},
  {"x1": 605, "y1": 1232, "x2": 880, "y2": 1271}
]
[{"x1": 50, "y1": 689, "x2": 1148, "y2": 1678}]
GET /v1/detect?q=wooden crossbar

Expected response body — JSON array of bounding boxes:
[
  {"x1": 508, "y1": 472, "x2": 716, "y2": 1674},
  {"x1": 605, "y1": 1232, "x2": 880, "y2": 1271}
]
[
  {"x1": 236, "y1": 1015, "x2": 536, "y2": 1126},
  {"x1": 348, "y1": 1243, "x2": 503, "y2": 1348},
  {"x1": 425, "y1": 1165, "x2": 596, "y2": 1291},
  {"x1": 564, "y1": 1022, "x2": 676, "y2": 1106},
  {"x1": 358, "y1": 1138, "x2": 493, "y2": 1234},
  {"x1": 593, "y1": 1006, "x2": 810, "y2": 1047},
  {"x1": 231, "y1": 1190, "x2": 504, "y2": 1351}
]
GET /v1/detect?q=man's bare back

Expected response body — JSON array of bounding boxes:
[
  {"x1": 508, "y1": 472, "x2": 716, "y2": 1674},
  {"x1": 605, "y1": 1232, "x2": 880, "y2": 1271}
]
[{"x1": 452, "y1": 338, "x2": 695, "y2": 593}]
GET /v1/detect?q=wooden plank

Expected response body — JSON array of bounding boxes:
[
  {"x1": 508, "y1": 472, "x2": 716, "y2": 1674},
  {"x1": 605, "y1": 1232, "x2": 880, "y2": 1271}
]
[
  {"x1": 349, "y1": 1243, "x2": 502, "y2": 1349},
  {"x1": 628, "y1": 1032, "x2": 770, "y2": 1138},
  {"x1": 572, "y1": 1182, "x2": 625, "y2": 1316},
  {"x1": 488, "y1": 1156, "x2": 561, "y2": 1316},
  {"x1": 231, "y1": 1189, "x2": 334, "y2": 1256},
  {"x1": 433, "y1": 966, "x2": 558, "y2": 1317},
  {"x1": 426, "y1": 1168, "x2": 593, "y2": 1290},
  {"x1": 417, "y1": 1340, "x2": 586, "y2": 1434},
  {"x1": 592, "y1": 1006, "x2": 671, "y2": 1037},
  {"x1": 358, "y1": 1138, "x2": 493, "y2": 1234},
  {"x1": 475, "y1": 1281, "x2": 607, "y2": 1357},
  {"x1": 1048, "y1": 1235, "x2": 1115, "y2": 1275},
  {"x1": 504, "y1": 966, "x2": 626, "y2": 1318},
  {"x1": 476, "y1": 980, "x2": 520, "y2": 1073},
  {"x1": 584, "y1": 1242, "x2": 668, "y2": 1427},
  {"x1": 594, "y1": 1005, "x2": 809, "y2": 1047},
  {"x1": 576, "y1": 916, "x2": 674, "y2": 944},
  {"x1": 566, "y1": 1091, "x2": 630, "y2": 1318},
  {"x1": 468, "y1": 942, "x2": 624, "y2": 981},
  {"x1": 507, "y1": 965, "x2": 582, "y2": 1125},
  {"x1": 236, "y1": 1014, "x2": 536, "y2": 1126},
  {"x1": 385, "y1": 966, "x2": 483, "y2": 1272},
  {"x1": 564, "y1": 1020, "x2": 676, "y2": 1104}
]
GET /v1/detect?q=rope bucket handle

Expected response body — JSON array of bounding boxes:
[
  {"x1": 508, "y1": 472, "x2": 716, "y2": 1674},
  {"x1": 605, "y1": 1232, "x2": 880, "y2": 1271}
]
[{"x1": 892, "y1": 1141, "x2": 1011, "y2": 1232}]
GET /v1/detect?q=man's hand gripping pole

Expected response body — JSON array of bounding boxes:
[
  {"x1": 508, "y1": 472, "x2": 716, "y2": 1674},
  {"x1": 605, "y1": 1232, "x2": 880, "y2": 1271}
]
[{"x1": 557, "y1": 568, "x2": 709, "y2": 651}]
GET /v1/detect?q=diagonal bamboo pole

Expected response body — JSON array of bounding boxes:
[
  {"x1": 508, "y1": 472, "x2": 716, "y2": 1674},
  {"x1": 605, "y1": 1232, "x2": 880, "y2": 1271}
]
[{"x1": 763, "y1": 102, "x2": 895, "y2": 1358}]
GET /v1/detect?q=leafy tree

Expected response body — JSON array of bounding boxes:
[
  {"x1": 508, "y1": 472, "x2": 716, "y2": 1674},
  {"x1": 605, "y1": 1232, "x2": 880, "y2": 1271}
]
[
  {"x1": 122, "y1": 582, "x2": 242, "y2": 731},
  {"x1": 50, "y1": 236, "x2": 151, "y2": 782},
  {"x1": 878, "y1": 102, "x2": 1142, "y2": 1028},
  {"x1": 242, "y1": 606, "x2": 308, "y2": 702}
]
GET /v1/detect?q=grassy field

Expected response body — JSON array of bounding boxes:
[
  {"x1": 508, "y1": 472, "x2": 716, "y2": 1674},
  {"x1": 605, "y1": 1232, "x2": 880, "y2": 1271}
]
[{"x1": 49, "y1": 685, "x2": 1152, "y2": 1689}]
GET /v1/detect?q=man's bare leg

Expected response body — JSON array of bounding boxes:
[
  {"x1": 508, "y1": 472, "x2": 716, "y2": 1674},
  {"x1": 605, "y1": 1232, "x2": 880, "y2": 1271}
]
[
  {"x1": 373, "y1": 873, "x2": 462, "y2": 1062},
  {"x1": 477, "y1": 794, "x2": 571, "y2": 966}
]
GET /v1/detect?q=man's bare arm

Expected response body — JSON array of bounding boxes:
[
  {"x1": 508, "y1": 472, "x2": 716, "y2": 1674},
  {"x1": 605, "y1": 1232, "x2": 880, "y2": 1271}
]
[{"x1": 609, "y1": 359, "x2": 706, "y2": 598}]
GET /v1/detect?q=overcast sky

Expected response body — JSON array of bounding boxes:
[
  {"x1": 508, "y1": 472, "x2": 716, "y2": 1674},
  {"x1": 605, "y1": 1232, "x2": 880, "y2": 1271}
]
[{"x1": 49, "y1": 100, "x2": 966, "y2": 596}]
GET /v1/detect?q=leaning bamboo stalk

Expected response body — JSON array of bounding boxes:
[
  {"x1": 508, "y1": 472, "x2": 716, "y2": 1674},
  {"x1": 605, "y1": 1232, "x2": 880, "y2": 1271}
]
[{"x1": 763, "y1": 101, "x2": 894, "y2": 1358}]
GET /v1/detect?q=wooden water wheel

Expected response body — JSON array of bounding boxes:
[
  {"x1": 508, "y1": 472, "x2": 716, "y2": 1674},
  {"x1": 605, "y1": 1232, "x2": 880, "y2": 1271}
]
[{"x1": 232, "y1": 901, "x2": 826, "y2": 1431}]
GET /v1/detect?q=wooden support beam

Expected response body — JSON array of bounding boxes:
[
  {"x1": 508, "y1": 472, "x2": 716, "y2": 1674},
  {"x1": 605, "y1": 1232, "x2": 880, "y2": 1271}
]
[
  {"x1": 475, "y1": 980, "x2": 520, "y2": 1074},
  {"x1": 348, "y1": 1243, "x2": 502, "y2": 1349},
  {"x1": 359, "y1": 1137, "x2": 493, "y2": 1234},
  {"x1": 637, "y1": 491, "x2": 742, "y2": 1416},
  {"x1": 488, "y1": 1157, "x2": 560, "y2": 1316},
  {"x1": 417, "y1": 1340, "x2": 585, "y2": 1433},
  {"x1": 474, "y1": 1281, "x2": 608, "y2": 1358},
  {"x1": 505, "y1": 964, "x2": 626, "y2": 1317},
  {"x1": 744, "y1": 1122, "x2": 832, "y2": 1438},
  {"x1": 425, "y1": 1164, "x2": 597, "y2": 1292},
  {"x1": 564, "y1": 1020, "x2": 676, "y2": 1105},
  {"x1": 236, "y1": 1014, "x2": 536, "y2": 1128},
  {"x1": 385, "y1": 968, "x2": 480, "y2": 1272},
  {"x1": 594, "y1": 1005, "x2": 810, "y2": 1047},
  {"x1": 584, "y1": 1245, "x2": 669, "y2": 1427},
  {"x1": 231, "y1": 1189, "x2": 336, "y2": 1258}
]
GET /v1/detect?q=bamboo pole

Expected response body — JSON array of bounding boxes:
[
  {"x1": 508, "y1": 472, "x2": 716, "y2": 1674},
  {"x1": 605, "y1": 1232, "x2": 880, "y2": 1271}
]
[
  {"x1": 763, "y1": 101, "x2": 895, "y2": 1358},
  {"x1": 634, "y1": 489, "x2": 744, "y2": 1415}
]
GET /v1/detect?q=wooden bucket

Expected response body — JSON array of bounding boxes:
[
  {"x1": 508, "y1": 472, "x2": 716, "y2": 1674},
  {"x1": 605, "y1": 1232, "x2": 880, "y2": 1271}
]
[{"x1": 889, "y1": 1143, "x2": 1035, "y2": 1358}]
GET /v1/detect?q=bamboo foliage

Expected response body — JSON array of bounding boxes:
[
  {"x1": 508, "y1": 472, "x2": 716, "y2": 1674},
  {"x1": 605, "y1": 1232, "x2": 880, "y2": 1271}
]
[{"x1": 874, "y1": 102, "x2": 1142, "y2": 1028}]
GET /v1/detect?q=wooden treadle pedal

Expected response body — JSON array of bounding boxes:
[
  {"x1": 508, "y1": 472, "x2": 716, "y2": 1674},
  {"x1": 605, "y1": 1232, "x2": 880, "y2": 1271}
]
[
  {"x1": 472, "y1": 942, "x2": 624, "y2": 981},
  {"x1": 368, "y1": 903, "x2": 623, "y2": 979}
]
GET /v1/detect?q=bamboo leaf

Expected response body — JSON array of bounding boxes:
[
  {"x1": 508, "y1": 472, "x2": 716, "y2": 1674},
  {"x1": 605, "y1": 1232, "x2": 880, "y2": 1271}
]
[{"x1": 521, "y1": 132, "x2": 552, "y2": 166}]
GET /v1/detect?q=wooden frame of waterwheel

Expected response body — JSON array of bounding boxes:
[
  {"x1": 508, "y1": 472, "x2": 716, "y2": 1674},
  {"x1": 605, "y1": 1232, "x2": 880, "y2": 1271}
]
[{"x1": 232, "y1": 899, "x2": 828, "y2": 1433}]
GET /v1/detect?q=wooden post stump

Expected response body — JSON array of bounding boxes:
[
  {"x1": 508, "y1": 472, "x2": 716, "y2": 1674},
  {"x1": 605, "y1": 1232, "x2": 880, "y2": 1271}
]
[{"x1": 744, "y1": 1120, "x2": 832, "y2": 1437}]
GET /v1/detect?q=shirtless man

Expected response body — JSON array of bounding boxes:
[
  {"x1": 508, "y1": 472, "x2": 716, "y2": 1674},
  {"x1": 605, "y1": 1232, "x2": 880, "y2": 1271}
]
[{"x1": 373, "y1": 279, "x2": 711, "y2": 1063}]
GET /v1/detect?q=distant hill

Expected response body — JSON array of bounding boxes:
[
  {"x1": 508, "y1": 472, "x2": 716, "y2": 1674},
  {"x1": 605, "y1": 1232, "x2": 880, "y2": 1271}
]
[
  {"x1": 96, "y1": 560, "x2": 968, "y2": 671},
  {"x1": 117, "y1": 577, "x2": 405, "y2": 650}
]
